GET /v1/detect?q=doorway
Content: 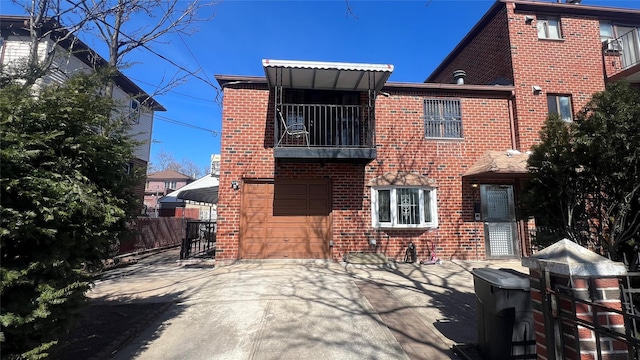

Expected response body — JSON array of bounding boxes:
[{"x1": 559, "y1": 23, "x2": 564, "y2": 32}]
[{"x1": 480, "y1": 185, "x2": 519, "y2": 258}]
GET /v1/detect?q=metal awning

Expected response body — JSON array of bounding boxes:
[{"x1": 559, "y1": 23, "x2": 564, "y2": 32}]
[
  {"x1": 177, "y1": 187, "x2": 219, "y2": 204},
  {"x1": 262, "y1": 59, "x2": 394, "y2": 92},
  {"x1": 463, "y1": 150, "x2": 530, "y2": 178},
  {"x1": 173, "y1": 175, "x2": 220, "y2": 205}
]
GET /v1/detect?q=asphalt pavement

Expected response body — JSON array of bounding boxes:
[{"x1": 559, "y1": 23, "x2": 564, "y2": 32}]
[{"x1": 88, "y1": 249, "x2": 529, "y2": 360}]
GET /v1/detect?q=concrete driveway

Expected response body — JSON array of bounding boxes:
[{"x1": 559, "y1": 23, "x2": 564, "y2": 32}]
[{"x1": 89, "y1": 249, "x2": 529, "y2": 360}]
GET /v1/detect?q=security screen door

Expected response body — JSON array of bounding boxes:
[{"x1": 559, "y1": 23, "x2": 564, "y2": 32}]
[{"x1": 480, "y1": 185, "x2": 518, "y2": 258}]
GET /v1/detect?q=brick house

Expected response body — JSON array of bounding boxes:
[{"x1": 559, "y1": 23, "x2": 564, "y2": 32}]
[
  {"x1": 214, "y1": 1, "x2": 640, "y2": 262},
  {"x1": 426, "y1": 0, "x2": 640, "y2": 150},
  {"x1": 143, "y1": 170, "x2": 194, "y2": 216}
]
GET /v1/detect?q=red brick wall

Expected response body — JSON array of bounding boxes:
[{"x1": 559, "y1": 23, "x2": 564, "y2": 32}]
[
  {"x1": 217, "y1": 85, "x2": 272, "y2": 260},
  {"x1": 429, "y1": 3, "x2": 611, "y2": 152},
  {"x1": 507, "y1": 3, "x2": 607, "y2": 150},
  {"x1": 217, "y1": 84, "x2": 515, "y2": 261},
  {"x1": 528, "y1": 269, "x2": 627, "y2": 360},
  {"x1": 429, "y1": 6, "x2": 513, "y2": 86}
]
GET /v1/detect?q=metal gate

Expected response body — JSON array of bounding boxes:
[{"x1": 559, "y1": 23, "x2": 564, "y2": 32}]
[
  {"x1": 180, "y1": 220, "x2": 216, "y2": 260},
  {"x1": 545, "y1": 274, "x2": 640, "y2": 359}
]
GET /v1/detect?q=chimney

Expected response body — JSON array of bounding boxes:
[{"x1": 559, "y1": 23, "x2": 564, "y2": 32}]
[{"x1": 453, "y1": 70, "x2": 467, "y2": 85}]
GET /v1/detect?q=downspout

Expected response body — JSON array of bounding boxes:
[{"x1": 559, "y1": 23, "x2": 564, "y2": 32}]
[
  {"x1": 508, "y1": 91, "x2": 517, "y2": 150},
  {"x1": 508, "y1": 90, "x2": 529, "y2": 256}
]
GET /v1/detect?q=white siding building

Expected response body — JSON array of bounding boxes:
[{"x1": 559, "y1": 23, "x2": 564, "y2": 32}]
[{"x1": 0, "y1": 15, "x2": 165, "y2": 167}]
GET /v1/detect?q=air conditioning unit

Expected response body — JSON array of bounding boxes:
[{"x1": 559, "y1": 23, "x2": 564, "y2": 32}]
[{"x1": 604, "y1": 39, "x2": 623, "y2": 54}]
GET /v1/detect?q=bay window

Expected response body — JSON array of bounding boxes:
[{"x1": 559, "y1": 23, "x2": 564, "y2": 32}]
[{"x1": 371, "y1": 187, "x2": 438, "y2": 228}]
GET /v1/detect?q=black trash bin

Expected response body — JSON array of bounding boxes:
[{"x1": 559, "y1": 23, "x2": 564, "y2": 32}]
[{"x1": 472, "y1": 268, "x2": 535, "y2": 360}]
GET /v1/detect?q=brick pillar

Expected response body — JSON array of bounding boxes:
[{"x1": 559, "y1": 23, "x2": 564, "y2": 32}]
[
  {"x1": 522, "y1": 239, "x2": 628, "y2": 360},
  {"x1": 527, "y1": 268, "x2": 549, "y2": 359}
]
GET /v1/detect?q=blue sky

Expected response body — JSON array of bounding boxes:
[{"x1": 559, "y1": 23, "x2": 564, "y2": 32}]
[{"x1": 3, "y1": 0, "x2": 640, "y2": 173}]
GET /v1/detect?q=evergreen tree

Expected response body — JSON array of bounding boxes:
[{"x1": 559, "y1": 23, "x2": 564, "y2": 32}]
[
  {"x1": 521, "y1": 82, "x2": 640, "y2": 260},
  {"x1": 0, "y1": 72, "x2": 142, "y2": 359}
]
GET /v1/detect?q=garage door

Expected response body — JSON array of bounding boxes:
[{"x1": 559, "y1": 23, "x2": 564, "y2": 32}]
[{"x1": 240, "y1": 179, "x2": 332, "y2": 259}]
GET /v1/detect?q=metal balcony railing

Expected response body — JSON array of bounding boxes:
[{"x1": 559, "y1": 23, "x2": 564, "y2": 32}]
[
  {"x1": 619, "y1": 28, "x2": 640, "y2": 70},
  {"x1": 606, "y1": 28, "x2": 640, "y2": 70},
  {"x1": 277, "y1": 103, "x2": 374, "y2": 148}
]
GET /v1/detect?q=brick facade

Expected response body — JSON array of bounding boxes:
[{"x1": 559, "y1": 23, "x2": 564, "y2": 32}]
[
  {"x1": 428, "y1": 6, "x2": 514, "y2": 86},
  {"x1": 507, "y1": 3, "x2": 608, "y2": 150},
  {"x1": 216, "y1": 83, "x2": 516, "y2": 261},
  {"x1": 428, "y1": 1, "x2": 639, "y2": 151},
  {"x1": 215, "y1": 1, "x2": 639, "y2": 262}
]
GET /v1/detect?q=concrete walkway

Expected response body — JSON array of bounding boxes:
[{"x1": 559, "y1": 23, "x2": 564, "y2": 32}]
[{"x1": 89, "y1": 249, "x2": 529, "y2": 360}]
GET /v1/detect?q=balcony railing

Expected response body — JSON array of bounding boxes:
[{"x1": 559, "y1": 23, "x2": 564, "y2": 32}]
[
  {"x1": 618, "y1": 28, "x2": 640, "y2": 70},
  {"x1": 277, "y1": 103, "x2": 374, "y2": 149}
]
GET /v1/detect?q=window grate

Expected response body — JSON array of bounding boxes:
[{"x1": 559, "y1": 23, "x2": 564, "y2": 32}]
[
  {"x1": 424, "y1": 99, "x2": 462, "y2": 138},
  {"x1": 397, "y1": 188, "x2": 420, "y2": 225}
]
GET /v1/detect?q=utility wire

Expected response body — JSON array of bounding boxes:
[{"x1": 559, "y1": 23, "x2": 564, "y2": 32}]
[
  {"x1": 171, "y1": 18, "x2": 216, "y2": 88},
  {"x1": 154, "y1": 114, "x2": 220, "y2": 136},
  {"x1": 129, "y1": 76, "x2": 217, "y2": 103},
  {"x1": 88, "y1": 13, "x2": 221, "y2": 92}
]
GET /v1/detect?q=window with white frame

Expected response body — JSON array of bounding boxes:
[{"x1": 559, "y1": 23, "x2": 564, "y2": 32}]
[
  {"x1": 547, "y1": 94, "x2": 573, "y2": 122},
  {"x1": 371, "y1": 187, "x2": 438, "y2": 228},
  {"x1": 537, "y1": 18, "x2": 562, "y2": 40},
  {"x1": 600, "y1": 21, "x2": 615, "y2": 42},
  {"x1": 424, "y1": 98, "x2": 462, "y2": 138},
  {"x1": 129, "y1": 99, "x2": 141, "y2": 124}
]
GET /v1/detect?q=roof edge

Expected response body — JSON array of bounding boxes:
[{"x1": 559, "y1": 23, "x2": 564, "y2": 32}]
[
  {"x1": 214, "y1": 75, "x2": 268, "y2": 88},
  {"x1": 262, "y1": 59, "x2": 394, "y2": 73},
  {"x1": 384, "y1": 81, "x2": 515, "y2": 95},
  {"x1": 0, "y1": 15, "x2": 165, "y2": 111},
  {"x1": 425, "y1": 0, "x2": 640, "y2": 83},
  {"x1": 214, "y1": 75, "x2": 515, "y2": 95},
  {"x1": 425, "y1": 0, "x2": 506, "y2": 83}
]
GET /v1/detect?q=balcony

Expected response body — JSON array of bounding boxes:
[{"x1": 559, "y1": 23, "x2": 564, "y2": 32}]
[
  {"x1": 274, "y1": 103, "x2": 376, "y2": 162},
  {"x1": 262, "y1": 59, "x2": 393, "y2": 162},
  {"x1": 604, "y1": 27, "x2": 640, "y2": 84}
]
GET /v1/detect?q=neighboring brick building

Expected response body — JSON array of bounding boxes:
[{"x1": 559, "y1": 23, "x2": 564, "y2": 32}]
[
  {"x1": 143, "y1": 170, "x2": 193, "y2": 217},
  {"x1": 426, "y1": 0, "x2": 640, "y2": 149},
  {"x1": 214, "y1": 0, "x2": 640, "y2": 262}
]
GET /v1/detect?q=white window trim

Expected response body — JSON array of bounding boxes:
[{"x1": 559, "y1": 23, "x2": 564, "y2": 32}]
[
  {"x1": 537, "y1": 18, "x2": 562, "y2": 40},
  {"x1": 129, "y1": 98, "x2": 141, "y2": 124},
  {"x1": 371, "y1": 186, "x2": 438, "y2": 229}
]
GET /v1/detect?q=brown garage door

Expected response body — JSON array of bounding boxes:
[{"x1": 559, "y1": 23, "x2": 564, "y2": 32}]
[{"x1": 240, "y1": 179, "x2": 332, "y2": 259}]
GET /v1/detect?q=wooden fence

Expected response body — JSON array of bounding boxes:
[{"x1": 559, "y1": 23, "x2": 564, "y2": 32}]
[{"x1": 119, "y1": 217, "x2": 185, "y2": 254}]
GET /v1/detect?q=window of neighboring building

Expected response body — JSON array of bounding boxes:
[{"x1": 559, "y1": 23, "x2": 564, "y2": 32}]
[
  {"x1": 547, "y1": 94, "x2": 573, "y2": 122},
  {"x1": 123, "y1": 162, "x2": 133, "y2": 174},
  {"x1": 129, "y1": 99, "x2": 141, "y2": 124},
  {"x1": 164, "y1": 181, "x2": 177, "y2": 189},
  {"x1": 0, "y1": 37, "x2": 4, "y2": 64},
  {"x1": 371, "y1": 187, "x2": 438, "y2": 228},
  {"x1": 424, "y1": 98, "x2": 462, "y2": 139},
  {"x1": 537, "y1": 18, "x2": 562, "y2": 40}
]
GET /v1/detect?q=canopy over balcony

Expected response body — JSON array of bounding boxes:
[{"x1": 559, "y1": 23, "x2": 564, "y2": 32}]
[
  {"x1": 262, "y1": 59, "x2": 394, "y2": 92},
  {"x1": 264, "y1": 59, "x2": 394, "y2": 162}
]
